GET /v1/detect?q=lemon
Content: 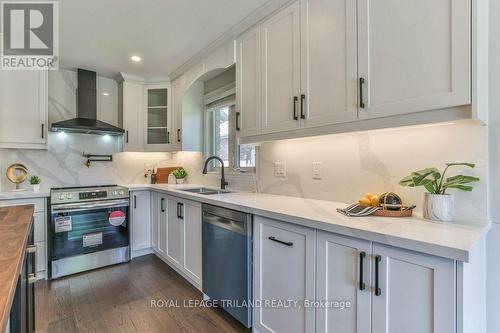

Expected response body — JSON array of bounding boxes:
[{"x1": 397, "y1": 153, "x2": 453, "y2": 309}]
[
  {"x1": 359, "y1": 197, "x2": 371, "y2": 206},
  {"x1": 370, "y1": 195, "x2": 380, "y2": 207}
]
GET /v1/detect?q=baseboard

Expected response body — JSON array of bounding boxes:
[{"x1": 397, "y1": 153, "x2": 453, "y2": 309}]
[
  {"x1": 152, "y1": 250, "x2": 202, "y2": 292},
  {"x1": 131, "y1": 247, "x2": 153, "y2": 258}
]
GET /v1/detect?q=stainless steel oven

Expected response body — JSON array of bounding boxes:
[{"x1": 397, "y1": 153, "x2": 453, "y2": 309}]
[{"x1": 48, "y1": 185, "x2": 130, "y2": 279}]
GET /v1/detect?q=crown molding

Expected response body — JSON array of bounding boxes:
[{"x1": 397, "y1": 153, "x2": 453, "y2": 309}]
[
  {"x1": 169, "y1": 0, "x2": 294, "y2": 80},
  {"x1": 117, "y1": 72, "x2": 145, "y2": 83}
]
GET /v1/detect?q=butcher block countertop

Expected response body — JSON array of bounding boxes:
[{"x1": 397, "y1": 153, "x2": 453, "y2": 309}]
[{"x1": 0, "y1": 205, "x2": 34, "y2": 333}]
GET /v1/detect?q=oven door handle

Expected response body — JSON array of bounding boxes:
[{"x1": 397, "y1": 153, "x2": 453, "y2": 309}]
[{"x1": 51, "y1": 199, "x2": 130, "y2": 213}]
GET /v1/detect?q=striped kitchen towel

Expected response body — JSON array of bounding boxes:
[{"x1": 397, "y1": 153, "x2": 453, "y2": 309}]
[{"x1": 337, "y1": 203, "x2": 380, "y2": 217}]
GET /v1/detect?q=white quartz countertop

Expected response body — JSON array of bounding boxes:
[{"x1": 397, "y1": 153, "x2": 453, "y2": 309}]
[
  {"x1": 125, "y1": 184, "x2": 489, "y2": 262},
  {"x1": 0, "y1": 190, "x2": 49, "y2": 200}
]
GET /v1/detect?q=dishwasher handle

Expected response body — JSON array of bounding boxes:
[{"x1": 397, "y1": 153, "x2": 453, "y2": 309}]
[{"x1": 203, "y1": 212, "x2": 247, "y2": 235}]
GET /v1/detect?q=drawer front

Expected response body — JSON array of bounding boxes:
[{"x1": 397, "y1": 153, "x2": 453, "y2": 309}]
[{"x1": 0, "y1": 198, "x2": 46, "y2": 212}]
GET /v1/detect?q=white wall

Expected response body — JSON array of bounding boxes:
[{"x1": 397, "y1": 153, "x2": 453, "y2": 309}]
[
  {"x1": 257, "y1": 120, "x2": 487, "y2": 221},
  {"x1": 487, "y1": 0, "x2": 500, "y2": 331}
]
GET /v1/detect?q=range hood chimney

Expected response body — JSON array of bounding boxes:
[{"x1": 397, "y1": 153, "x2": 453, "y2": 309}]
[{"x1": 51, "y1": 69, "x2": 124, "y2": 135}]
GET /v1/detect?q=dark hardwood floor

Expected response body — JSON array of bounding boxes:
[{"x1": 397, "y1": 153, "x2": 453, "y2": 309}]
[{"x1": 36, "y1": 255, "x2": 250, "y2": 333}]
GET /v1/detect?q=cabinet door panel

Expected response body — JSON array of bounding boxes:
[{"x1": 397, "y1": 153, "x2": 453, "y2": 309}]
[
  {"x1": 182, "y1": 201, "x2": 202, "y2": 286},
  {"x1": 358, "y1": 0, "x2": 470, "y2": 119},
  {"x1": 254, "y1": 216, "x2": 315, "y2": 333},
  {"x1": 236, "y1": 26, "x2": 261, "y2": 137},
  {"x1": 301, "y1": 0, "x2": 358, "y2": 127},
  {"x1": 167, "y1": 198, "x2": 183, "y2": 265},
  {"x1": 121, "y1": 81, "x2": 144, "y2": 151},
  {"x1": 261, "y1": 1, "x2": 301, "y2": 134},
  {"x1": 316, "y1": 231, "x2": 371, "y2": 333},
  {"x1": 151, "y1": 193, "x2": 159, "y2": 252},
  {"x1": 171, "y1": 79, "x2": 182, "y2": 150},
  {"x1": 158, "y1": 196, "x2": 168, "y2": 257},
  {"x1": 131, "y1": 191, "x2": 151, "y2": 252},
  {"x1": 0, "y1": 70, "x2": 47, "y2": 146},
  {"x1": 372, "y1": 243, "x2": 455, "y2": 333}
]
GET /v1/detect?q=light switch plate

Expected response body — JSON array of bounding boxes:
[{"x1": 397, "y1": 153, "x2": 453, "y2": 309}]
[
  {"x1": 274, "y1": 162, "x2": 286, "y2": 177},
  {"x1": 312, "y1": 162, "x2": 322, "y2": 180}
]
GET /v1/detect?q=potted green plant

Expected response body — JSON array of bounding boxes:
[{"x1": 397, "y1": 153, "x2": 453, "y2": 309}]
[
  {"x1": 399, "y1": 163, "x2": 480, "y2": 222},
  {"x1": 30, "y1": 175, "x2": 41, "y2": 192},
  {"x1": 172, "y1": 168, "x2": 188, "y2": 184}
]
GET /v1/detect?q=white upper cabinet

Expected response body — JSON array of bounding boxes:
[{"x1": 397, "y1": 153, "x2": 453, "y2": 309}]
[
  {"x1": 261, "y1": 1, "x2": 301, "y2": 134},
  {"x1": 236, "y1": 26, "x2": 262, "y2": 137},
  {"x1": 371, "y1": 243, "x2": 455, "y2": 333},
  {"x1": 0, "y1": 70, "x2": 48, "y2": 149},
  {"x1": 143, "y1": 84, "x2": 171, "y2": 151},
  {"x1": 119, "y1": 80, "x2": 144, "y2": 152},
  {"x1": 300, "y1": 0, "x2": 358, "y2": 127},
  {"x1": 170, "y1": 78, "x2": 183, "y2": 150},
  {"x1": 357, "y1": 0, "x2": 471, "y2": 119}
]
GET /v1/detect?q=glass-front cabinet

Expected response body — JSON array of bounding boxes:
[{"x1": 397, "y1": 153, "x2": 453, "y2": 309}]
[{"x1": 144, "y1": 84, "x2": 171, "y2": 150}]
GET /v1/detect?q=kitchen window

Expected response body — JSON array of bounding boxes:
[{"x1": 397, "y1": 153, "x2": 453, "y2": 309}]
[{"x1": 205, "y1": 93, "x2": 256, "y2": 172}]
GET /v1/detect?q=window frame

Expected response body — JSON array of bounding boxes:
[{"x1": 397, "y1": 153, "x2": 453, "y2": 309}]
[{"x1": 204, "y1": 85, "x2": 256, "y2": 174}]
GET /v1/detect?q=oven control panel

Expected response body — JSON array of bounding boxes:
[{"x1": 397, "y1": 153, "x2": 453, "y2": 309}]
[{"x1": 50, "y1": 185, "x2": 129, "y2": 204}]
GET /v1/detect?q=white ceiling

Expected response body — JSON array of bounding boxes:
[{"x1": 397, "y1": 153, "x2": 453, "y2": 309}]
[{"x1": 58, "y1": 0, "x2": 270, "y2": 79}]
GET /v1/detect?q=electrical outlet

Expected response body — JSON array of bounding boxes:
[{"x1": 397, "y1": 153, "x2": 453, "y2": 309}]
[
  {"x1": 312, "y1": 162, "x2": 322, "y2": 180},
  {"x1": 274, "y1": 162, "x2": 286, "y2": 177}
]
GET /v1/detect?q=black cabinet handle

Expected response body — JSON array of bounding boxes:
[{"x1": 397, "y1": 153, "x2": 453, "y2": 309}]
[
  {"x1": 179, "y1": 203, "x2": 184, "y2": 219},
  {"x1": 160, "y1": 198, "x2": 165, "y2": 212},
  {"x1": 268, "y1": 236, "x2": 293, "y2": 247},
  {"x1": 126, "y1": 130, "x2": 129, "y2": 143},
  {"x1": 236, "y1": 112, "x2": 241, "y2": 131},
  {"x1": 41, "y1": 124, "x2": 44, "y2": 139},
  {"x1": 300, "y1": 94, "x2": 306, "y2": 119},
  {"x1": 134, "y1": 195, "x2": 137, "y2": 209},
  {"x1": 177, "y1": 129, "x2": 181, "y2": 142},
  {"x1": 293, "y1": 96, "x2": 298, "y2": 120},
  {"x1": 359, "y1": 77, "x2": 366, "y2": 109},
  {"x1": 375, "y1": 255, "x2": 382, "y2": 296},
  {"x1": 167, "y1": 131, "x2": 171, "y2": 144},
  {"x1": 359, "y1": 251, "x2": 366, "y2": 291}
]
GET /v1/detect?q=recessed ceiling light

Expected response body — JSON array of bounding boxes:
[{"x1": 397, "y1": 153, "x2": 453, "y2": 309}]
[
  {"x1": 102, "y1": 92, "x2": 109, "y2": 96},
  {"x1": 131, "y1": 55, "x2": 141, "y2": 62}
]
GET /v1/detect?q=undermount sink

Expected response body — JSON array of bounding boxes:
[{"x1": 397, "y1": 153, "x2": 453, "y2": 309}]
[{"x1": 180, "y1": 187, "x2": 231, "y2": 195}]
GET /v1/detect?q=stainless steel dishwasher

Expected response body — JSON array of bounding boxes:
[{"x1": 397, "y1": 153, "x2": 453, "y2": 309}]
[{"x1": 202, "y1": 204, "x2": 252, "y2": 328}]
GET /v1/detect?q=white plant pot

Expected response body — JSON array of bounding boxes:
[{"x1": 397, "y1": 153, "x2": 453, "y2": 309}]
[
  {"x1": 32, "y1": 184, "x2": 41, "y2": 192},
  {"x1": 176, "y1": 178, "x2": 185, "y2": 185},
  {"x1": 423, "y1": 193, "x2": 454, "y2": 222}
]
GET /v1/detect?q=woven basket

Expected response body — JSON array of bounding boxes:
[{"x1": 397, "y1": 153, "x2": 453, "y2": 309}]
[{"x1": 372, "y1": 207, "x2": 413, "y2": 218}]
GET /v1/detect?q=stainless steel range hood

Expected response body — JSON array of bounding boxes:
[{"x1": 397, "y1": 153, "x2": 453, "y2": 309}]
[{"x1": 51, "y1": 69, "x2": 124, "y2": 135}]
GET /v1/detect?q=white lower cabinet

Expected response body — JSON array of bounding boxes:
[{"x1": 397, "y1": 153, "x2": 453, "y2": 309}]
[
  {"x1": 0, "y1": 198, "x2": 47, "y2": 279},
  {"x1": 371, "y1": 243, "x2": 455, "y2": 333},
  {"x1": 167, "y1": 197, "x2": 183, "y2": 265},
  {"x1": 151, "y1": 192, "x2": 168, "y2": 257},
  {"x1": 150, "y1": 192, "x2": 202, "y2": 288},
  {"x1": 130, "y1": 191, "x2": 151, "y2": 255},
  {"x1": 253, "y1": 216, "x2": 316, "y2": 333},
  {"x1": 182, "y1": 200, "x2": 202, "y2": 285},
  {"x1": 316, "y1": 231, "x2": 371, "y2": 333},
  {"x1": 254, "y1": 219, "x2": 457, "y2": 333}
]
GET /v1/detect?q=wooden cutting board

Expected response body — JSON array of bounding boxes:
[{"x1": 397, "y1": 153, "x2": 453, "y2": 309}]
[{"x1": 155, "y1": 167, "x2": 182, "y2": 184}]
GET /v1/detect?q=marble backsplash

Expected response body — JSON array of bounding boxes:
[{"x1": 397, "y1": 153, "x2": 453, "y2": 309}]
[
  {"x1": 0, "y1": 120, "x2": 488, "y2": 222},
  {"x1": 256, "y1": 119, "x2": 488, "y2": 222}
]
